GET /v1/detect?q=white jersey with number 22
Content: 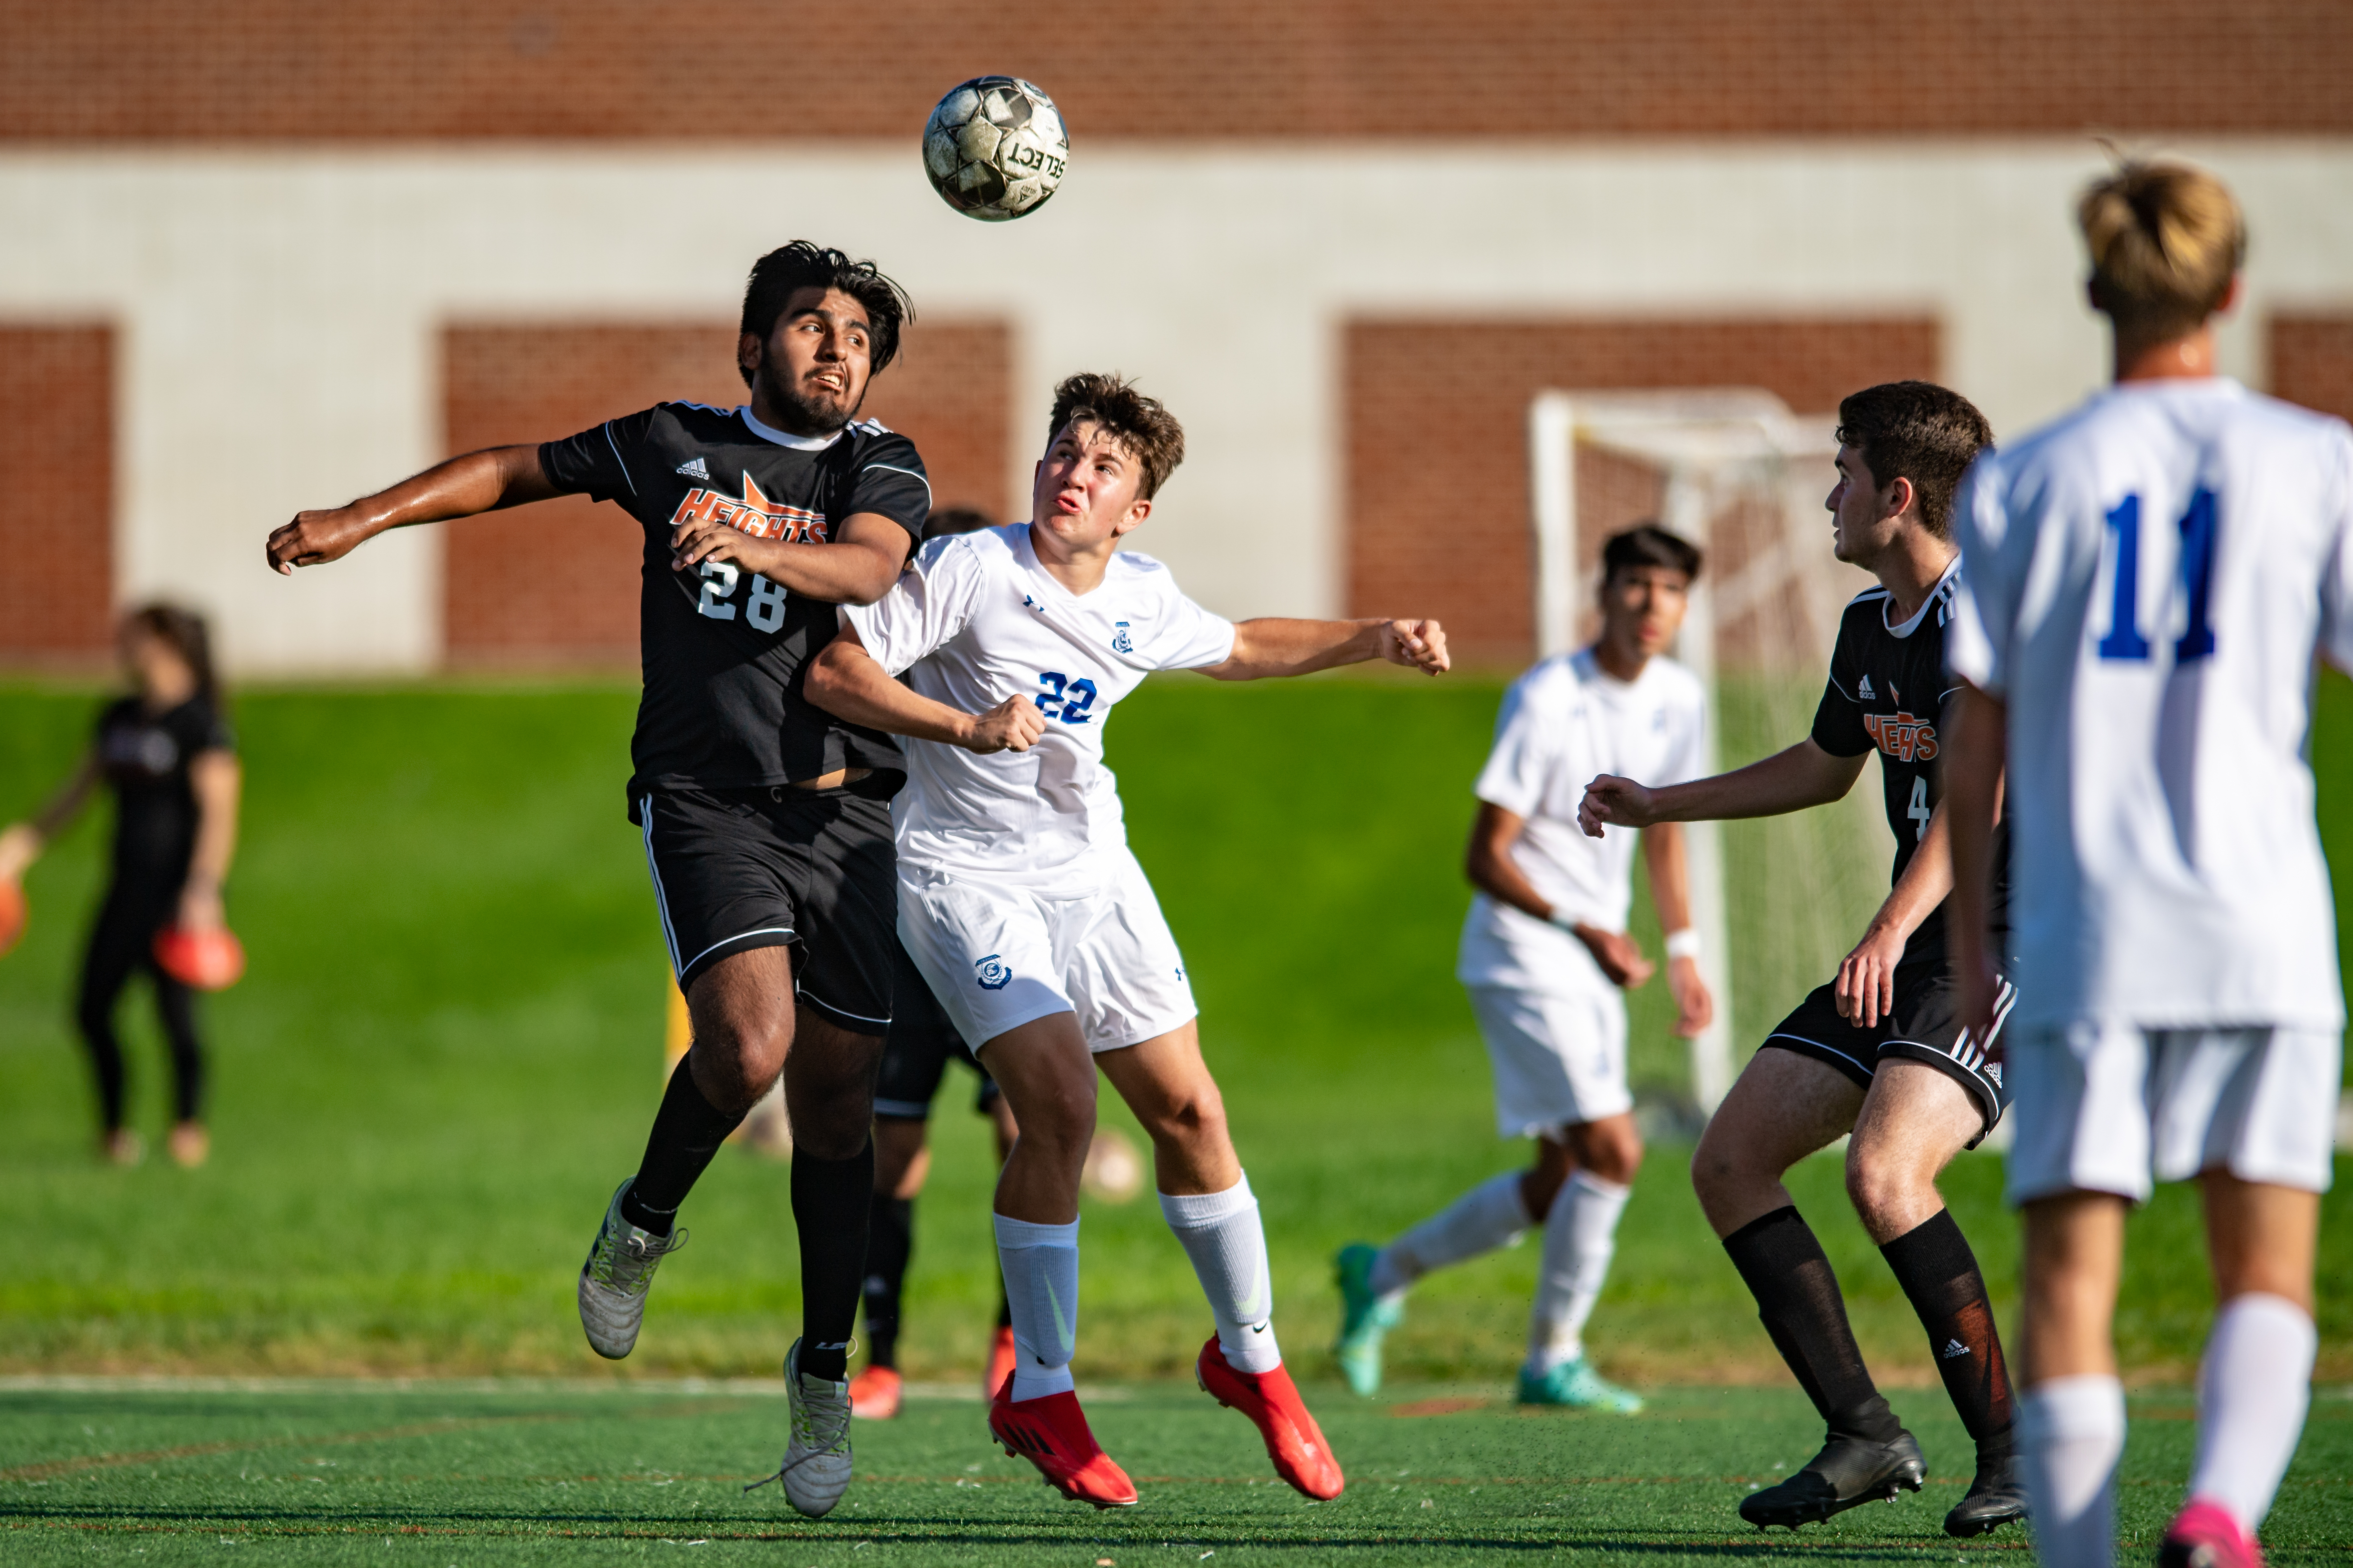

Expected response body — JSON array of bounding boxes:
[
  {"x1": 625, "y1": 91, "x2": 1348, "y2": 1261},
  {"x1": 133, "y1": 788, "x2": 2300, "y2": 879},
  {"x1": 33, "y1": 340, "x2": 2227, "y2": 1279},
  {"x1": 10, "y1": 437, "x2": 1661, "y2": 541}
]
[
  {"x1": 842, "y1": 524, "x2": 1236, "y2": 898},
  {"x1": 1949, "y1": 378, "x2": 2353, "y2": 1033}
]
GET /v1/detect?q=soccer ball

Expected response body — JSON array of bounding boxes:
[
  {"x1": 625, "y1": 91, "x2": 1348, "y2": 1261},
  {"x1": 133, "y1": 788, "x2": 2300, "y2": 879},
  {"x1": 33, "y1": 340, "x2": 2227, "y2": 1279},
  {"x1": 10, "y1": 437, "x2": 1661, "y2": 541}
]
[{"x1": 923, "y1": 77, "x2": 1068, "y2": 222}]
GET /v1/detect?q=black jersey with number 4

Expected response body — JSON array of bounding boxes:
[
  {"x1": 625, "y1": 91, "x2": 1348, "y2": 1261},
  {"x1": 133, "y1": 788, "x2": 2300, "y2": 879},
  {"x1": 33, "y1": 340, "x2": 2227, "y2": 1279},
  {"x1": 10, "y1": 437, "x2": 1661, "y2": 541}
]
[
  {"x1": 540, "y1": 402, "x2": 931, "y2": 804},
  {"x1": 1809, "y1": 560, "x2": 2010, "y2": 965}
]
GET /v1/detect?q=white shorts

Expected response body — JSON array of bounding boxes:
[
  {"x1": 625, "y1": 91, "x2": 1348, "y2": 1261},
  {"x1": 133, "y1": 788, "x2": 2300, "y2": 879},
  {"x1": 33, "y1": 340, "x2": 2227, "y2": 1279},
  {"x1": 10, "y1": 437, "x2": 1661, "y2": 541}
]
[
  {"x1": 896, "y1": 848, "x2": 1198, "y2": 1056},
  {"x1": 1467, "y1": 982, "x2": 1632, "y2": 1138},
  {"x1": 2005, "y1": 1021, "x2": 2341, "y2": 1206}
]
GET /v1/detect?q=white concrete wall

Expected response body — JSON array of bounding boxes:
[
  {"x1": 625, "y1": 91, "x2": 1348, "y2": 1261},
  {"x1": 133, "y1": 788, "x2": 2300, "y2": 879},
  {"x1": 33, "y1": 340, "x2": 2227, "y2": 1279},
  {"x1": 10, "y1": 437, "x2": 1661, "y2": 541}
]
[{"x1": 1, "y1": 141, "x2": 2348, "y2": 674}]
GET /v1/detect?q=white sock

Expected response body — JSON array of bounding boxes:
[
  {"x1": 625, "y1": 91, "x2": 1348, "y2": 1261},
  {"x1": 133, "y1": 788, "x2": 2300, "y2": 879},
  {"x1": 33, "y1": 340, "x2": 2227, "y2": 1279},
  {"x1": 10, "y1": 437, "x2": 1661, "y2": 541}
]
[
  {"x1": 1526, "y1": 1170, "x2": 1631, "y2": 1374},
  {"x1": 1160, "y1": 1172, "x2": 1282, "y2": 1375},
  {"x1": 994, "y1": 1212, "x2": 1080, "y2": 1402},
  {"x1": 2018, "y1": 1374, "x2": 2126, "y2": 1568},
  {"x1": 1368, "y1": 1172, "x2": 1530, "y2": 1300},
  {"x1": 2188, "y1": 1292, "x2": 2316, "y2": 1532}
]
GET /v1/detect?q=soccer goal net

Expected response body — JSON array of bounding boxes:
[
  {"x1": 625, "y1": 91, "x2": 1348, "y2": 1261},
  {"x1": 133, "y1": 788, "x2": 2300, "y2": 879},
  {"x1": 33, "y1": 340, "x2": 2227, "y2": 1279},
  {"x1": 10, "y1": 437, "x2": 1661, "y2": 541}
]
[{"x1": 1528, "y1": 388, "x2": 1896, "y2": 1114}]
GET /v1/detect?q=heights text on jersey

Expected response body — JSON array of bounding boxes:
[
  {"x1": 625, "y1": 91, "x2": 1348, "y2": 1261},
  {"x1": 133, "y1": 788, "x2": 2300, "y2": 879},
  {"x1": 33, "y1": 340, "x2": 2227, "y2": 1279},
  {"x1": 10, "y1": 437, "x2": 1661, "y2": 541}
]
[
  {"x1": 1950, "y1": 377, "x2": 2353, "y2": 1031},
  {"x1": 539, "y1": 402, "x2": 932, "y2": 803},
  {"x1": 1811, "y1": 558, "x2": 2011, "y2": 966},
  {"x1": 841, "y1": 525, "x2": 1236, "y2": 897}
]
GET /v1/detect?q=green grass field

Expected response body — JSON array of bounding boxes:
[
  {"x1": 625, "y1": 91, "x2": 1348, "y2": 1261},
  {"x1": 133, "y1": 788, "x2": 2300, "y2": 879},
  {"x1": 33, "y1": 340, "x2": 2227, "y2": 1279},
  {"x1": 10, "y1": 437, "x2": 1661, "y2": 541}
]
[
  {"x1": 2, "y1": 671, "x2": 2351, "y2": 1559},
  {"x1": 7, "y1": 1380, "x2": 2352, "y2": 1563}
]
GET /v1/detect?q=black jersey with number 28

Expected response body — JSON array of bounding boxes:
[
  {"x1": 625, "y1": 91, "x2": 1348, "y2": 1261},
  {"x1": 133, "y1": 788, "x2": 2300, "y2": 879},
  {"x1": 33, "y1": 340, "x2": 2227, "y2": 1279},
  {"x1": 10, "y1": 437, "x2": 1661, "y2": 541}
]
[
  {"x1": 540, "y1": 402, "x2": 932, "y2": 804},
  {"x1": 1808, "y1": 561, "x2": 2010, "y2": 965}
]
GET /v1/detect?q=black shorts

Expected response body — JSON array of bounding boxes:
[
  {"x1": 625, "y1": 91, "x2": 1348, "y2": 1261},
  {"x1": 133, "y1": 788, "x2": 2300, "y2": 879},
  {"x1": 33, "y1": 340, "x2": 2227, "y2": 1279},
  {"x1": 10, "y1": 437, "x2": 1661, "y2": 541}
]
[
  {"x1": 875, "y1": 938, "x2": 1000, "y2": 1121},
  {"x1": 1761, "y1": 958, "x2": 2015, "y2": 1146},
  {"x1": 637, "y1": 781, "x2": 897, "y2": 1031}
]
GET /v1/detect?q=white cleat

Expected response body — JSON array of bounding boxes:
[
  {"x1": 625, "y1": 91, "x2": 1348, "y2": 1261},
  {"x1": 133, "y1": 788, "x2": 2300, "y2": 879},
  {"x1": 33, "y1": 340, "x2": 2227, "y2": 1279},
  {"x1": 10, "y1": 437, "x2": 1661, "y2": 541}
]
[
  {"x1": 575, "y1": 1179, "x2": 687, "y2": 1360},
  {"x1": 759, "y1": 1337, "x2": 854, "y2": 1518}
]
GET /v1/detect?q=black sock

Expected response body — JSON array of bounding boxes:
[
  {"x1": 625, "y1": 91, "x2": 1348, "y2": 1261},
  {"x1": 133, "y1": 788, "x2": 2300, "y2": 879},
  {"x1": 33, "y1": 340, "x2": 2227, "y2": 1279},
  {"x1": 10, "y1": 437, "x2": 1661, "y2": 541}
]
[
  {"x1": 997, "y1": 1290, "x2": 1012, "y2": 1330},
  {"x1": 862, "y1": 1193, "x2": 914, "y2": 1371},
  {"x1": 793, "y1": 1140, "x2": 875, "y2": 1384},
  {"x1": 1880, "y1": 1208, "x2": 2014, "y2": 1452},
  {"x1": 1722, "y1": 1206, "x2": 1902, "y2": 1443},
  {"x1": 621, "y1": 1058, "x2": 746, "y2": 1236}
]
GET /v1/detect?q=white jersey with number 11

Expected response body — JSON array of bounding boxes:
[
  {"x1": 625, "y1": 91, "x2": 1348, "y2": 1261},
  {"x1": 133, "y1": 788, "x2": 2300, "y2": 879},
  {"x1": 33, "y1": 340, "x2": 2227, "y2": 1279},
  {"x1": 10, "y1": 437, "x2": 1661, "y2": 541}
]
[{"x1": 1949, "y1": 378, "x2": 2353, "y2": 1033}]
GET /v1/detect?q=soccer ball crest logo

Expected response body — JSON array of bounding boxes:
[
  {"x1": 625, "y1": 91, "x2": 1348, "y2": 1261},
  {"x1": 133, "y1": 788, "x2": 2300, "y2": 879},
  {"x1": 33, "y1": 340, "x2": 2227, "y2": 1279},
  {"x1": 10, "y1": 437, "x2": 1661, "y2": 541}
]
[
  {"x1": 974, "y1": 953, "x2": 1013, "y2": 990},
  {"x1": 923, "y1": 77, "x2": 1067, "y2": 222}
]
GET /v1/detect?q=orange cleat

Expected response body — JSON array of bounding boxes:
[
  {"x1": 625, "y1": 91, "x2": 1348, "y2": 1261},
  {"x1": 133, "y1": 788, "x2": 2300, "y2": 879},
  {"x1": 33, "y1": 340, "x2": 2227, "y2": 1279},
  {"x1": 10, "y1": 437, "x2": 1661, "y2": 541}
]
[
  {"x1": 983, "y1": 1325, "x2": 1018, "y2": 1402},
  {"x1": 848, "y1": 1363, "x2": 902, "y2": 1420},
  {"x1": 988, "y1": 1383, "x2": 1138, "y2": 1508},
  {"x1": 1194, "y1": 1337, "x2": 1345, "y2": 1499}
]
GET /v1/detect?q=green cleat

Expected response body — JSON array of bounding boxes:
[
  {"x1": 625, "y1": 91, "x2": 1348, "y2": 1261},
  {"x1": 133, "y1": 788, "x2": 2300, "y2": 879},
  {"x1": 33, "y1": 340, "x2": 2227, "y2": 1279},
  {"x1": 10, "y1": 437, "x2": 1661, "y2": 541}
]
[
  {"x1": 1517, "y1": 1357, "x2": 1645, "y2": 1413},
  {"x1": 1332, "y1": 1242, "x2": 1401, "y2": 1397}
]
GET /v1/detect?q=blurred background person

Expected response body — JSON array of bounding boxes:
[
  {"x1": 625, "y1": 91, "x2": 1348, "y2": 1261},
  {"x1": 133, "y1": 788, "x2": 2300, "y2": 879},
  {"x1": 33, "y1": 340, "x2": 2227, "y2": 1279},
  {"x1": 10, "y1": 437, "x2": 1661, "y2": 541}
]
[{"x1": 0, "y1": 605, "x2": 240, "y2": 1167}]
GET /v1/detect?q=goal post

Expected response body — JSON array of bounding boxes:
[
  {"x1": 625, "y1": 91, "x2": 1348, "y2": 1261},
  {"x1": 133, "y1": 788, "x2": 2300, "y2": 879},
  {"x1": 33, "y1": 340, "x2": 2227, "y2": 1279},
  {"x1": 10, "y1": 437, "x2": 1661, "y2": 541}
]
[{"x1": 1528, "y1": 389, "x2": 1892, "y2": 1117}]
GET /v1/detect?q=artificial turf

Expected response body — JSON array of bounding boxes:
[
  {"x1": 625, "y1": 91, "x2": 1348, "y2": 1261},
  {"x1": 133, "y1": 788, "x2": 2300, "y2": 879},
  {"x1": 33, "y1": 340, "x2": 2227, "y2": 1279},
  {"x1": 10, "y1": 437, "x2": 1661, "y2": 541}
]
[
  {"x1": 0, "y1": 671, "x2": 2348, "y2": 1392},
  {"x1": 7, "y1": 1378, "x2": 2351, "y2": 1564}
]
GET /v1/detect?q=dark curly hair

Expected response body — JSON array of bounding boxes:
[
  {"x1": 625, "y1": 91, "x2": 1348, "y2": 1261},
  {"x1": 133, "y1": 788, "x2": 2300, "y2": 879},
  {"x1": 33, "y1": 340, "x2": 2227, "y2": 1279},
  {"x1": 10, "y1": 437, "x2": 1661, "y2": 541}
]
[
  {"x1": 1601, "y1": 523, "x2": 1703, "y2": 585},
  {"x1": 1834, "y1": 381, "x2": 1995, "y2": 540},
  {"x1": 738, "y1": 242, "x2": 915, "y2": 386},
  {"x1": 1045, "y1": 373, "x2": 1186, "y2": 499}
]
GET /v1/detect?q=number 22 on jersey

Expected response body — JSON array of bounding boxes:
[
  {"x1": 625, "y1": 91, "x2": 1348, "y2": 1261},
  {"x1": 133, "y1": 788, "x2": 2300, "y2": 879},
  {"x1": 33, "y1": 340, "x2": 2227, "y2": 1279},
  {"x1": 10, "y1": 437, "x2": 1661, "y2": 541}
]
[
  {"x1": 1036, "y1": 672, "x2": 1098, "y2": 724},
  {"x1": 695, "y1": 560, "x2": 790, "y2": 633},
  {"x1": 2097, "y1": 488, "x2": 2218, "y2": 664}
]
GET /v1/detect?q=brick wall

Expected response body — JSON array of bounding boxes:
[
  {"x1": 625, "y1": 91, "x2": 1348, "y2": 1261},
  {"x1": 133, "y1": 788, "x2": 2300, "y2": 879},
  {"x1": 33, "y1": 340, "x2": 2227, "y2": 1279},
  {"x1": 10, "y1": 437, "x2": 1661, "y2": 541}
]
[
  {"x1": 2272, "y1": 314, "x2": 2353, "y2": 425},
  {"x1": 0, "y1": 325, "x2": 114, "y2": 661},
  {"x1": 440, "y1": 320, "x2": 1009, "y2": 665},
  {"x1": 1345, "y1": 318, "x2": 1938, "y2": 665},
  {"x1": 5, "y1": 2, "x2": 2347, "y2": 140}
]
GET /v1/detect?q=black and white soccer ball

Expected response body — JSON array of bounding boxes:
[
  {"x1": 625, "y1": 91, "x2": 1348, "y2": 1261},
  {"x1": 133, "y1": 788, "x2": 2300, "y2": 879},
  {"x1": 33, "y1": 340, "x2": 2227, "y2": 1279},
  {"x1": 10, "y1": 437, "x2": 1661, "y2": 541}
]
[{"x1": 923, "y1": 77, "x2": 1067, "y2": 222}]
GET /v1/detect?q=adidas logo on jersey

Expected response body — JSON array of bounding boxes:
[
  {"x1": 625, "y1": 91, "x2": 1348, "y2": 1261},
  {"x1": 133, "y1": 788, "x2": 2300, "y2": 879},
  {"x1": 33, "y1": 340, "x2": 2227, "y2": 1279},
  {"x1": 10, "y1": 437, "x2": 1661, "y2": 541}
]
[
  {"x1": 1858, "y1": 674, "x2": 1875, "y2": 699},
  {"x1": 674, "y1": 457, "x2": 710, "y2": 480},
  {"x1": 1940, "y1": 1338, "x2": 1972, "y2": 1360}
]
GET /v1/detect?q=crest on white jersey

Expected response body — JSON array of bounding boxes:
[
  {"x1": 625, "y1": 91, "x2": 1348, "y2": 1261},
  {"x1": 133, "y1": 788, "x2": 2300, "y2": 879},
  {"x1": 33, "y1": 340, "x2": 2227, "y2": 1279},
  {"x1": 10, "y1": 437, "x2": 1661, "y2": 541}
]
[{"x1": 1112, "y1": 620, "x2": 1134, "y2": 654}]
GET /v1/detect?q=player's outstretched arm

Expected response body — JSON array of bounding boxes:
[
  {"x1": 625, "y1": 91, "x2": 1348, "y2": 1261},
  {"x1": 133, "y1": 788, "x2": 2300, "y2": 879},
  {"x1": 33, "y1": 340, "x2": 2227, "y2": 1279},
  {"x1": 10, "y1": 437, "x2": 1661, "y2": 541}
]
[
  {"x1": 266, "y1": 446, "x2": 559, "y2": 574},
  {"x1": 804, "y1": 623, "x2": 1045, "y2": 754},
  {"x1": 669, "y1": 511, "x2": 909, "y2": 607},
  {"x1": 1577, "y1": 739, "x2": 1865, "y2": 838},
  {"x1": 1194, "y1": 617, "x2": 1448, "y2": 681},
  {"x1": 1943, "y1": 683, "x2": 2008, "y2": 1042}
]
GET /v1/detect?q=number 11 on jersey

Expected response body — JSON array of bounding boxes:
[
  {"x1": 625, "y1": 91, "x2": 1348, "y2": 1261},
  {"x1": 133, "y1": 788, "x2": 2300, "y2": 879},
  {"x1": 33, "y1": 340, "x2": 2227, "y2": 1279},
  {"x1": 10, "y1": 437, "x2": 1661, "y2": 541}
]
[{"x1": 2097, "y1": 488, "x2": 2218, "y2": 664}]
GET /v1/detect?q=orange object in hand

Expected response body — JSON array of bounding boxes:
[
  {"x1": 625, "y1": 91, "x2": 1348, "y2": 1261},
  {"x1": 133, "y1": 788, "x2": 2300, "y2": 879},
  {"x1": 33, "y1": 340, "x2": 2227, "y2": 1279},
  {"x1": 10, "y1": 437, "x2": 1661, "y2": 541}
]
[
  {"x1": 0, "y1": 880, "x2": 25, "y2": 957},
  {"x1": 153, "y1": 925, "x2": 245, "y2": 990}
]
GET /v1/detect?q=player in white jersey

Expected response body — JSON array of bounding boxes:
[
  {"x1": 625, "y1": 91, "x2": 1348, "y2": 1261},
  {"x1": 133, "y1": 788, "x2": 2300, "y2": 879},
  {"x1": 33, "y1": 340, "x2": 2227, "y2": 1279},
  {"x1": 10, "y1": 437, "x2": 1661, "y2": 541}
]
[
  {"x1": 1945, "y1": 162, "x2": 2347, "y2": 1568},
  {"x1": 805, "y1": 373, "x2": 1449, "y2": 1508},
  {"x1": 1332, "y1": 524, "x2": 1713, "y2": 1411}
]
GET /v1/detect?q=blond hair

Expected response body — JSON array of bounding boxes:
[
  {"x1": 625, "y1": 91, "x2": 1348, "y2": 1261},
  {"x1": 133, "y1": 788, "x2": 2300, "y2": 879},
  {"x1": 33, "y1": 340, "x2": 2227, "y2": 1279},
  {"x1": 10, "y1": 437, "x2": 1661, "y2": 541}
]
[{"x1": 2078, "y1": 161, "x2": 2244, "y2": 340}]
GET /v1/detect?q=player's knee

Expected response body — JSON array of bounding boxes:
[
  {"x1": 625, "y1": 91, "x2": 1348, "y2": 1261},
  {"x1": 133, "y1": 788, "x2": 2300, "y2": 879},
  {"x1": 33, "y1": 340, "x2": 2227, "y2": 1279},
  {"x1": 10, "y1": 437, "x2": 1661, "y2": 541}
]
[
  {"x1": 1589, "y1": 1126, "x2": 1643, "y2": 1186},
  {"x1": 1139, "y1": 1083, "x2": 1226, "y2": 1154},
  {"x1": 1842, "y1": 1143, "x2": 1923, "y2": 1234}
]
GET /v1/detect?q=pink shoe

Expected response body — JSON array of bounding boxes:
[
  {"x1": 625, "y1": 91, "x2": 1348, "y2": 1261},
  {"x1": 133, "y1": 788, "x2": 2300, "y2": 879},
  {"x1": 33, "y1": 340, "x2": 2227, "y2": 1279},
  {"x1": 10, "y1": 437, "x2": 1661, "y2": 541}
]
[{"x1": 2159, "y1": 1498, "x2": 2263, "y2": 1568}]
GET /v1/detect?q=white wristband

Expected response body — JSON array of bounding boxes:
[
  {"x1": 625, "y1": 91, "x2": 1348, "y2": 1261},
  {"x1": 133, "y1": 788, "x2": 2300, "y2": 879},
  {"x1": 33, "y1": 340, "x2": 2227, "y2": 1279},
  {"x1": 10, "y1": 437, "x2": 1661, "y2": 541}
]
[
  {"x1": 1545, "y1": 908, "x2": 1582, "y2": 932},
  {"x1": 1664, "y1": 928, "x2": 1702, "y2": 961}
]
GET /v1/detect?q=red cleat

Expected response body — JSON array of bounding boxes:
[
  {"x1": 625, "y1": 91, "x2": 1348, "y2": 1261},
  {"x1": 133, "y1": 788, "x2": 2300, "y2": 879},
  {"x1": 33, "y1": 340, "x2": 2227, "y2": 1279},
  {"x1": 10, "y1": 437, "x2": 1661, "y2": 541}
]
[
  {"x1": 848, "y1": 1364, "x2": 902, "y2": 1419},
  {"x1": 1194, "y1": 1337, "x2": 1345, "y2": 1499},
  {"x1": 988, "y1": 1383, "x2": 1138, "y2": 1508},
  {"x1": 2160, "y1": 1498, "x2": 2264, "y2": 1568},
  {"x1": 983, "y1": 1325, "x2": 1019, "y2": 1402}
]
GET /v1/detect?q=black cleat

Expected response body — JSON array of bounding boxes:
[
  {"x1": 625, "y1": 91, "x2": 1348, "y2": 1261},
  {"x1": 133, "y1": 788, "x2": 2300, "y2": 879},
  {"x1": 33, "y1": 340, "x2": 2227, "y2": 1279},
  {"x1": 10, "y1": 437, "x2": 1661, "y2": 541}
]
[
  {"x1": 1943, "y1": 1447, "x2": 2028, "y2": 1537},
  {"x1": 1739, "y1": 1428, "x2": 1926, "y2": 1530}
]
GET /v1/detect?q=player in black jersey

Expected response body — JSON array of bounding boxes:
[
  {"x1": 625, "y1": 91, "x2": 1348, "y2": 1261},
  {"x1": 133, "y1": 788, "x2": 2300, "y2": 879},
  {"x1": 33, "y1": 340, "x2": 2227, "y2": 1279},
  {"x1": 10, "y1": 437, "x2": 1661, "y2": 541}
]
[
  {"x1": 1582, "y1": 383, "x2": 2024, "y2": 1538},
  {"x1": 266, "y1": 242, "x2": 947, "y2": 1519}
]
